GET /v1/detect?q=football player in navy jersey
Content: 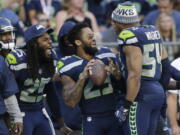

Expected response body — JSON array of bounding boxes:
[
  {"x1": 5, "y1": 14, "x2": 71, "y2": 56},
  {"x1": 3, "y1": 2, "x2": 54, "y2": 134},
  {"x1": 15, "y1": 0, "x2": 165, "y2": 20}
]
[
  {"x1": 6, "y1": 24, "x2": 72, "y2": 135},
  {"x1": 55, "y1": 23, "x2": 122, "y2": 135},
  {"x1": 0, "y1": 17, "x2": 23, "y2": 135},
  {"x1": 111, "y1": 1, "x2": 170, "y2": 135},
  {"x1": 52, "y1": 21, "x2": 82, "y2": 135}
]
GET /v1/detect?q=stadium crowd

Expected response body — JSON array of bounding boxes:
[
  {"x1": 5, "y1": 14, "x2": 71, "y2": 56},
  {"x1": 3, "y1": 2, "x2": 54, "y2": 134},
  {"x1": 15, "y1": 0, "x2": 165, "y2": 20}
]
[{"x1": 1, "y1": 0, "x2": 180, "y2": 135}]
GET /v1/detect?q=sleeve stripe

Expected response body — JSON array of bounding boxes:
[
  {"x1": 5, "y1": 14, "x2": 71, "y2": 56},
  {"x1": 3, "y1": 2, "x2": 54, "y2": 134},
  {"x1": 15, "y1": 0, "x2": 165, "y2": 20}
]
[
  {"x1": 9, "y1": 63, "x2": 27, "y2": 71},
  {"x1": 126, "y1": 37, "x2": 138, "y2": 44},
  {"x1": 59, "y1": 60, "x2": 83, "y2": 73}
]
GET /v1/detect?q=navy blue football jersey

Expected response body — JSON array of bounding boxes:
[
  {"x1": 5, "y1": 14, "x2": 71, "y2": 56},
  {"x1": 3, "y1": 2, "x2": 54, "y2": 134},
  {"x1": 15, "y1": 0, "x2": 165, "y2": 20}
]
[
  {"x1": 6, "y1": 49, "x2": 54, "y2": 111},
  {"x1": 56, "y1": 47, "x2": 120, "y2": 115},
  {"x1": 118, "y1": 25, "x2": 162, "y2": 81},
  {"x1": 0, "y1": 56, "x2": 19, "y2": 115}
]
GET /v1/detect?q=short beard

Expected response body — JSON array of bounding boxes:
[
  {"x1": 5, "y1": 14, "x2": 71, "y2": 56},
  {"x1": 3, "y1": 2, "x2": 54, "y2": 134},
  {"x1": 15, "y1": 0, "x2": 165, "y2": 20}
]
[{"x1": 83, "y1": 45, "x2": 98, "y2": 56}]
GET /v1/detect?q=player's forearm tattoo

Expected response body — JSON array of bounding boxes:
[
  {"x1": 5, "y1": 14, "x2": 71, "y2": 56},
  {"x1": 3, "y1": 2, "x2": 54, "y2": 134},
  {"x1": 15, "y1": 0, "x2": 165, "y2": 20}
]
[{"x1": 63, "y1": 77, "x2": 85, "y2": 107}]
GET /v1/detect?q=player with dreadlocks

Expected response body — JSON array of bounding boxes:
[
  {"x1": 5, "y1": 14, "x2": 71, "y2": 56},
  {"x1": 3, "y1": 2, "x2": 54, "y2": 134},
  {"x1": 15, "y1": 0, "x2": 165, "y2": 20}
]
[
  {"x1": 26, "y1": 28, "x2": 55, "y2": 81},
  {"x1": 6, "y1": 24, "x2": 72, "y2": 135}
]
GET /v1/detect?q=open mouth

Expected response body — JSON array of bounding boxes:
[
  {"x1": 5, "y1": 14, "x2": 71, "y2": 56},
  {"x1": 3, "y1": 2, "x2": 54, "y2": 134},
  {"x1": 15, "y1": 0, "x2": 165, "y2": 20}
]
[{"x1": 46, "y1": 48, "x2": 52, "y2": 56}]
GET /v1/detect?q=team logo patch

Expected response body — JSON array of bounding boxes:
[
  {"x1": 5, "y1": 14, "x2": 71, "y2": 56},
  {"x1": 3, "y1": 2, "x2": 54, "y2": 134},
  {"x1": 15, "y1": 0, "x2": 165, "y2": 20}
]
[
  {"x1": 6, "y1": 53, "x2": 17, "y2": 64},
  {"x1": 36, "y1": 25, "x2": 44, "y2": 30},
  {"x1": 114, "y1": 8, "x2": 137, "y2": 16},
  {"x1": 115, "y1": 5, "x2": 138, "y2": 17}
]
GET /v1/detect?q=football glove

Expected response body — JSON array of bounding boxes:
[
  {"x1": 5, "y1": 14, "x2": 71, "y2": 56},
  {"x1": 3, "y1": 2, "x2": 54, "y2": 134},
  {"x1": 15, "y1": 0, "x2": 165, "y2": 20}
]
[{"x1": 115, "y1": 99, "x2": 132, "y2": 123}]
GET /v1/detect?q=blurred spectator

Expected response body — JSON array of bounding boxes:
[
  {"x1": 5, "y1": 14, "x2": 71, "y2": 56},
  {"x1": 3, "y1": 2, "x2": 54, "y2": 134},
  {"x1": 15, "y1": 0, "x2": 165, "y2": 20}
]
[
  {"x1": 174, "y1": 0, "x2": 180, "y2": 12},
  {"x1": 130, "y1": 0, "x2": 154, "y2": 23},
  {"x1": 0, "y1": 0, "x2": 16, "y2": 9},
  {"x1": 36, "y1": 12, "x2": 58, "y2": 42},
  {"x1": 26, "y1": 0, "x2": 61, "y2": 25},
  {"x1": 0, "y1": 0, "x2": 27, "y2": 23},
  {"x1": 100, "y1": 1, "x2": 119, "y2": 43},
  {"x1": 100, "y1": 23, "x2": 117, "y2": 44},
  {"x1": 55, "y1": 0, "x2": 99, "y2": 34},
  {"x1": 156, "y1": 13, "x2": 179, "y2": 61},
  {"x1": 37, "y1": 13, "x2": 51, "y2": 28},
  {"x1": 18, "y1": 0, "x2": 27, "y2": 23},
  {"x1": 86, "y1": 0, "x2": 109, "y2": 30},
  {"x1": 143, "y1": 0, "x2": 180, "y2": 35}
]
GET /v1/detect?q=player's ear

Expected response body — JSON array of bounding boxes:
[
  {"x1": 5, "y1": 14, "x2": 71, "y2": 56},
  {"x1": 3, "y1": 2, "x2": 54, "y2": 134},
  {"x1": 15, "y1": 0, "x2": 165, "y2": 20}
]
[{"x1": 75, "y1": 40, "x2": 81, "y2": 46}]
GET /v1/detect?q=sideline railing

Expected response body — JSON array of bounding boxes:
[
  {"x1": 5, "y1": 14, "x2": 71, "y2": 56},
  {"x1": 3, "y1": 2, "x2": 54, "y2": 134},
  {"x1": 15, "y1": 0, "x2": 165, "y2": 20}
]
[{"x1": 17, "y1": 41, "x2": 180, "y2": 48}]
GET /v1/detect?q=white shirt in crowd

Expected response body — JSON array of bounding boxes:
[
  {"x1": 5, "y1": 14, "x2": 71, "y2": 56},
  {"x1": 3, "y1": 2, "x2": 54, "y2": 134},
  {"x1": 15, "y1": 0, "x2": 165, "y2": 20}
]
[{"x1": 169, "y1": 57, "x2": 180, "y2": 103}]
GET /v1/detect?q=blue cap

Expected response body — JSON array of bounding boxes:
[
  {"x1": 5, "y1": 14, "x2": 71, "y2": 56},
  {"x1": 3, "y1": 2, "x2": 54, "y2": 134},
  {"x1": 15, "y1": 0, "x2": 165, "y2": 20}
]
[
  {"x1": 58, "y1": 21, "x2": 76, "y2": 41},
  {"x1": 24, "y1": 24, "x2": 53, "y2": 43}
]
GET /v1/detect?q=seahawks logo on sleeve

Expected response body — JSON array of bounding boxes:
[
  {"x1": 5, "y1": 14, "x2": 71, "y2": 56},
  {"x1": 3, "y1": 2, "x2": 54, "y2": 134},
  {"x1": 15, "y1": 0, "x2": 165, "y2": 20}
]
[
  {"x1": 6, "y1": 53, "x2": 17, "y2": 64},
  {"x1": 118, "y1": 29, "x2": 138, "y2": 45},
  {"x1": 6, "y1": 49, "x2": 27, "y2": 71},
  {"x1": 56, "y1": 60, "x2": 64, "y2": 74},
  {"x1": 56, "y1": 56, "x2": 84, "y2": 78}
]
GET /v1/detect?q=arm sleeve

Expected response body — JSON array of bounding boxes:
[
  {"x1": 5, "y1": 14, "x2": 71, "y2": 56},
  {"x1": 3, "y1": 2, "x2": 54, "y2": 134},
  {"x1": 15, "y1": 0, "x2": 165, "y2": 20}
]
[
  {"x1": 4, "y1": 95, "x2": 23, "y2": 123},
  {"x1": 159, "y1": 58, "x2": 171, "y2": 90}
]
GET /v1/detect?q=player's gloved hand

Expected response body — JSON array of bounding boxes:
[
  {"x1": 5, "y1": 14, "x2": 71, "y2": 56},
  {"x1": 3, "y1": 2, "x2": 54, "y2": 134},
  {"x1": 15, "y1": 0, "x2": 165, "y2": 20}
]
[{"x1": 115, "y1": 99, "x2": 132, "y2": 123}]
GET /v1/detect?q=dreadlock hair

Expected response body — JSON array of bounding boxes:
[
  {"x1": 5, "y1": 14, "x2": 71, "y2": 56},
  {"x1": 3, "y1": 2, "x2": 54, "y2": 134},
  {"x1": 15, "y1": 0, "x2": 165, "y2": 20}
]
[
  {"x1": 67, "y1": 23, "x2": 90, "y2": 50},
  {"x1": 26, "y1": 38, "x2": 55, "y2": 82},
  {"x1": 27, "y1": 39, "x2": 39, "y2": 81}
]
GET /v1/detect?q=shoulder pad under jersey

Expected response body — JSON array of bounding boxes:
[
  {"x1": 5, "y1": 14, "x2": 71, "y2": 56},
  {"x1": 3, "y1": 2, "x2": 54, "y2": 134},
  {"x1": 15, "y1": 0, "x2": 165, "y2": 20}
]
[{"x1": 118, "y1": 29, "x2": 138, "y2": 45}]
